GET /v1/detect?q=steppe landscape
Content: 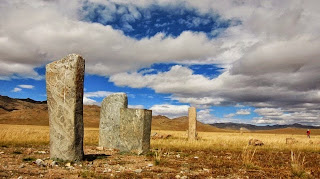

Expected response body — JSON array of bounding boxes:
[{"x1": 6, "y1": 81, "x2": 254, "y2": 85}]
[
  {"x1": 0, "y1": 96, "x2": 319, "y2": 178},
  {"x1": 1, "y1": 1, "x2": 320, "y2": 179}
]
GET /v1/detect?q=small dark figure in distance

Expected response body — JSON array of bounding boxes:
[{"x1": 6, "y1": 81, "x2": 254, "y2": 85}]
[{"x1": 307, "y1": 129, "x2": 311, "y2": 138}]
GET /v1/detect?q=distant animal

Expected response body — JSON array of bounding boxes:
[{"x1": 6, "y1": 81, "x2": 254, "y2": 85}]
[
  {"x1": 248, "y1": 139, "x2": 264, "y2": 146},
  {"x1": 286, "y1": 138, "x2": 298, "y2": 144}
]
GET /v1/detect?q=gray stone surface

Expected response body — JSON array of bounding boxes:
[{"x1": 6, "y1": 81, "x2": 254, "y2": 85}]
[
  {"x1": 188, "y1": 107, "x2": 197, "y2": 141},
  {"x1": 99, "y1": 93, "x2": 128, "y2": 148},
  {"x1": 119, "y1": 108, "x2": 152, "y2": 154},
  {"x1": 46, "y1": 54, "x2": 85, "y2": 161}
]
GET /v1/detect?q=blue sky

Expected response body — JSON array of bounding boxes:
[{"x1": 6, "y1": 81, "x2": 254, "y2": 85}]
[{"x1": 0, "y1": 0, "x2": 319, "y2": 125}]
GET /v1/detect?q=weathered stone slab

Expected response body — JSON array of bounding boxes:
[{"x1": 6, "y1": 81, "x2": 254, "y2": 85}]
[
  {"x1": 188, "y1": 107, "x2": 197, "y2": 141},
  {"x1": 120, "y1": 108, "x2": 152, "y2": 154},
  {"x1": 99, "y1": 93, "x2": 128, "y2": 148},
  {"x1": 46, "y1": 54, "x2": 85, "y2": 161}
]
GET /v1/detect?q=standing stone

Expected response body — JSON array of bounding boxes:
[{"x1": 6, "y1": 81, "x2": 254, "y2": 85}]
[
  {"x1": 188, "y1": 107, "x2": 197, "y2": 141},
  {"x1": 99, "y1": 93, "x2": 128, "y2": 149},
  {"x1": 46, "y1": 54, "x2": 85, "y2": 161},
  {"x1": 119, "y1": 108, "x2": 152, "y2": 154}
]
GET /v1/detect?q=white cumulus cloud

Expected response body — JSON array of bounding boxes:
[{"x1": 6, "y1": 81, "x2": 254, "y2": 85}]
[{"x1": 150, "y1": 104, "x2": 189, "y2": 119}]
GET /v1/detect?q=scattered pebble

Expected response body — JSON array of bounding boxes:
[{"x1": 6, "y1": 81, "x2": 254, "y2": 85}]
[
  {"x1": 119, "y1": 166, "x2": 125, "y2": 171},
  {"x1": 181, "y1": 176, "x2": 187, "y2": 179},
  {"x1": 103, "y1": 168, "x2": 112, "y2": 173},
  {"x1": 66, "y1": 166, "x2": 75, "y2": 170},
  {"x1": 65, "y1": 163, "x2": 71, "y2": 167},
  {"x1": 18, "y1": 176, "x2": 23, "y2": 179},
  {"x1": 35, "y1": 159, "x2": 45, "y2": 167},
  {"x1": 36, "y1": 151, "x2": 46, "y2": 154},
  {"x1": 175, "y1": 174, "x2": 181, "y2": 178},
  {"x1": 135, "y1": 169, "x2": 142, "y2": 173},
  {"x1": 19, "y1": 164, "x2": 25, "y2": 168},
  {"x1": 203, "y1": 168, "x2": 210, "y2": 172},
  {"x1": 147, "y1": 163, "x2": 153, "y2": 167},
  {"x1": 96, "y1": 146, "x2": 104, "y2": 151},
  {"x1": 50, "y1": 161, "x2": 56, "y2": 167},
  {"x1": 0, "y1": 152, "x2": 4, "y2": 154},
  {"x1": 194, "y1": 156, "x2": 199, "y2": 159},
  {"x1": 176, "y1": 154, "x2": 181, "y2": 158}
]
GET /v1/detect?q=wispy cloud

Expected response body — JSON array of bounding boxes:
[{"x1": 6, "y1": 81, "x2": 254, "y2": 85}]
[
  {"x1": 11, "y1": 84, "x2": 35, "y2": 92},
  {"x1": 12, "y1": 87, "x2": 22, "y2": 92},
  {"x1": 18, "y1": 85, "x2": 34, "y2": 89}
]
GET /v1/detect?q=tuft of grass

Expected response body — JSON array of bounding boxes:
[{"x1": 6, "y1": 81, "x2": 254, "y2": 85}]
[
  {"x1": 241, "y1": 145, "x2": 259, "y2": 169},
  {"x1": 290, "y1": 150, "x2": 310, "y2": 178},
  {"x1": 154, "y1": 149, "x2": 163, "y2": 166}
]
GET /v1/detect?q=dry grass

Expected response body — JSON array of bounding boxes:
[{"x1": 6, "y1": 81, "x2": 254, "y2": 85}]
[
  {"x1": 0, "y1": 124, "x2": 319, "y2": 153},
  {"x1": 151, "y1": 130, "x2": 320, "y2": 152},
  {"x1": 290, "y1": 150, "x2": 312, "y2": 178},
  {"x1": 0, "y1": 124, "x2": 98, "y2": 146},
  {"x1": 241, "y1": 145, "x2": 257, "y2": 169}
]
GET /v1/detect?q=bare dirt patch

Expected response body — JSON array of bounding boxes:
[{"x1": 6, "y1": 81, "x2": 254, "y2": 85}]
[{"x1": 0, "y1": 145, "x2": 319, "y2": 178}]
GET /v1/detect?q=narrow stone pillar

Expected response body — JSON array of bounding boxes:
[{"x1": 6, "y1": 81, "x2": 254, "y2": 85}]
[
  {"x1": 99, "y1": 93, "x2": 128, "y2": 149},
  {"x1": 46, "y1": 54, "x2": 85, "y2": 161},
  {"x1": 119, "y1": 108, "x2": 152, "y2": 154},
  {"x1": 188, "y1": 107, "x2": 197, "y2": 141}
]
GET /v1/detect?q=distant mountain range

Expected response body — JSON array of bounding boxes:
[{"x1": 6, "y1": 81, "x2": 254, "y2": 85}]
[
  {"x1": 1, "y1": 95, "x2": 319, "y2": 132},
  {"x1": 0, "y1": 95, "x2": 221, "y2": 131},
  {"x1": 210, "y1": 122, "x2": 320, "y2": 131}
]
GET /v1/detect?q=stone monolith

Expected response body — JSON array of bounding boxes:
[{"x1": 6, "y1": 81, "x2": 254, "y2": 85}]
[
  {"x1": 119, "y1": 108, "x2": 152, "y2": 154},
  {"x1": 99, "y1": 93, "x2": 128, "y2": 148},
  {"x1": 46, "y1": 54, "x2": 85, "y2": 161},
  {"x1": 188, "y1": 107, "x2": 197, "y2": 141}
]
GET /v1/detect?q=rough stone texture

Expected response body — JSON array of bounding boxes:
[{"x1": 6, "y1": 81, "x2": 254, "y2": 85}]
[
  {"x1": 46, "y1": 54, "x2": 85, "y2": 161},
  {"x1": 119, "y1": 108, "x2": 152, "y2": 154},
  {"x1": 99, "y1": 93, "x2": 128, "y2": 149},
  {"x1": 188, "y1": 107, "x2": 197, "y2": 141}
]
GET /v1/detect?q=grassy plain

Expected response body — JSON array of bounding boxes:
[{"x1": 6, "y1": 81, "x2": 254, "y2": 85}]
[
  {"x1": 1, "y1": 124, "x2": 319, "y2": 152},
  {"x1": 1, "y1": 124, "x2": 320, "y2": 178}
]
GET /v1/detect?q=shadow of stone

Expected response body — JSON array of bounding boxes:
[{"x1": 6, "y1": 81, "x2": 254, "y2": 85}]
[{"x1": 84, "y1": 154, "x2": 110, "y2": 161}]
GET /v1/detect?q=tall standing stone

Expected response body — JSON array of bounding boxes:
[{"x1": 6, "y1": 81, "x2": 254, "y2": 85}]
[
  {"x1": 119, "y1": 108, "x2": 152, "y2": 154},
  {"x1": 99, "y1": 93, "x2": 128, "y2": 148},
  {"x1": 46, "y1": 54, "x2": 85, "y2": 161},
  {"x1": 188, "y1": 107, "x2": 197, "y2": 141}
]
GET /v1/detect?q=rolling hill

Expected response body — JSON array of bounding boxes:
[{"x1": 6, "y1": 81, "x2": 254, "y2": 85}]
[{"x1": 0, "y1": 95, "x2": 223, "y2": 131}]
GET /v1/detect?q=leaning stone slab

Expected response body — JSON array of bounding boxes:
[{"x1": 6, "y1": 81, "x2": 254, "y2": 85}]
[
  {"x1": 119, "y1": 108, "x2": 152, "y2": 154},
  {"x1": 46, "y1": 54, "x2": 85, "y2": 161},
  {"x1": 99, "y1": 93, "x2": 128, "y2": 149},
  {"x1": 188, "y1": 107, "x2": 197, "y2": 141}
]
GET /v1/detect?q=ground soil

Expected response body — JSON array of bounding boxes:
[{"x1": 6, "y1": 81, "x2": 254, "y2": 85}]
[{"x1": 0, "y1": 145, "x2": 319, "y2": 179}]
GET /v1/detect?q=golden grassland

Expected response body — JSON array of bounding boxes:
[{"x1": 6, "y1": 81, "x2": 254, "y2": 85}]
[{"x1": 0, "y1": 124, "x2": 319, "y2": 152}]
